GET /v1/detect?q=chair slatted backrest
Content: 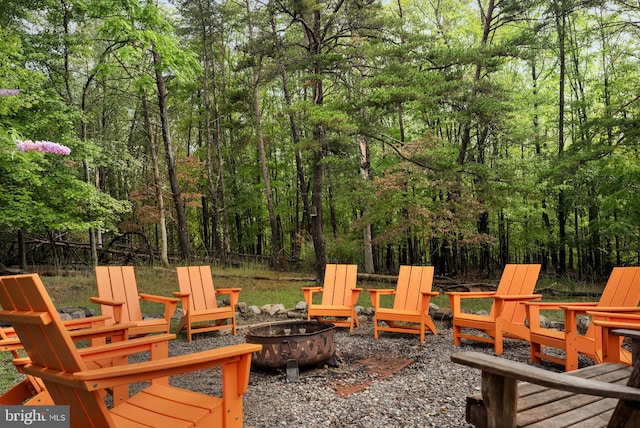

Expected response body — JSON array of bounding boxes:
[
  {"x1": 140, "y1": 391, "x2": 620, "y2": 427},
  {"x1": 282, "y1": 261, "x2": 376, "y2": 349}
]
[
  {"x1": 0, "y1": 274, "x2": 112, "y2": 427},
  {"x1": 95, "y1": 266, "x2": 143, "y2": 324},
  {"x1": 490, "y1": 264, "x2": 541, "y2": 322},
  {"x1": 393, "y1": 266, "x2": 434, "y2": 311},
  {"x1": 584, "y1": 267, "x2": 640, "y2": 339},
  {"x1": 321, "y1": 264, "x2": 358, "y2": 307},
  {"x1": 596, "y1": 267, "x2": 640, "y2": 308},
  {"x1": 176, "y1": 266, "x2": 218, "y2": 312}
]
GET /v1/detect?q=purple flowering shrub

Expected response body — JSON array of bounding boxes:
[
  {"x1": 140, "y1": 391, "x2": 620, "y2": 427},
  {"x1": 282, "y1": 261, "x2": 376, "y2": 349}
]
[
  {"x1": 0, "y1": 89, "x2": 20, "y2": 96},
  {"x1": 16, "y1": 139, "x2": 71, "y2": 155}
]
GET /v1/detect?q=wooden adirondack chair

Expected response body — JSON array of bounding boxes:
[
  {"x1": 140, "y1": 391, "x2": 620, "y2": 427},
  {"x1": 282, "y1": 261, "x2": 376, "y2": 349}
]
[
  {"x1": 1, "y1": 322, "x2": 176, "y2": 406},
  {"x1": 1, "y1": 311, "x2": 176, "y2": 407},
  {"x1": 525, "y1": 266, "x2": 640, "y2": 371},
  {"x1": 92, "y1": 266, "x2": 179, "y2": 336},
  {"x1": 590, "y1": 316, "x2": 640, "y2": 365},
  {"x1": 1, "y1": 322, "x2": 49, "y2": 405},
  {"x1": 0, "y1": 273, "x2": 261, "y2": 428},
  {"x1": 1, "y1": 316, "x2": 109, "y2": 405},
  {"x1": 302, "y1": 264, "x2": 362, "y2": 332},
  {"x1": 369, "y1": 265, "x2": 439, "y2": 343},
  {"x1": 445, "y1": 264, "x2": 542, "y2": 355},
  {"x1": 173, "y1": 265, "x2": 240, "y2": 342}
]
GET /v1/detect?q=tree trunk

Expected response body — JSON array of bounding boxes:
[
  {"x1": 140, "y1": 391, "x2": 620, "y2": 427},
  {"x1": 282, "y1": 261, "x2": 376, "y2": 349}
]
[
  {"x1": 554, "y1": 0, "x2": 567, "y2": 275},
  {"x1": 358, "y1": 50, "x2": 374, "y2": 274},
  {"x1": 142, "y1": 94, "x2": 169, "y2": 266},
  {"x1": 246, "y1": 0, "x2": 281, "y2": 269},
  {"x1": 152, "y1": 48, "x2": 190, "y2": 261},
  {"x1": 269, "y1": 15, "x2": 311, "y2": 262},
  {"x1": 197, "y1": 0, "x2": 224, "y2": 260}
]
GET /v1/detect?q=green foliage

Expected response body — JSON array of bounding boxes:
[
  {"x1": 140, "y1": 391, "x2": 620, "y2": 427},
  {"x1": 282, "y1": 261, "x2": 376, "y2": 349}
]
[{"x1": 0, "y1": 26, "x2": 131, "y2": 237}]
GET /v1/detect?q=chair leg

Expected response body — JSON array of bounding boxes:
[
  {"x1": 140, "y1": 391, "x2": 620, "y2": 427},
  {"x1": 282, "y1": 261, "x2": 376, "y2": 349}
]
[
  {"x1": 424, "y1": 317, "x2": 438, "y2": 336},
  {"x1": 565, "y1": 348, "x2": 579, "y2": 371},
  {"x1": 494, "y1": 331, "x2": 504, "y2": 355},
  {"x1": 453, "y1": 324, "x2": 462, "y2": 346},
  {"x1": 530, "y1": 341, "x2": 541, "y2": 363}
]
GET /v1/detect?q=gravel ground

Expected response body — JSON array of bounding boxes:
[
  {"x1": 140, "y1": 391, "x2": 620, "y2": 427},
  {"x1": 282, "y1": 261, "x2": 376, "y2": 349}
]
[{"x1": 164, "y1": 314, "x2": 591, "y2": 428}]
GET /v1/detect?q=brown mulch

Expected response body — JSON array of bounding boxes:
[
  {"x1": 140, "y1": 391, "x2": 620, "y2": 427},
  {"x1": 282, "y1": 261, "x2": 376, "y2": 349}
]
[{"x1": 331, "y1": 355, "x2": 414, "y2": 397}]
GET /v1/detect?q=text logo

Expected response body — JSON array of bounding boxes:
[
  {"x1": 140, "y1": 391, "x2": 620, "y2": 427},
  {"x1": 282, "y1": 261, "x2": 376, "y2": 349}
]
[{"x1": 1, "y1": 406, "x2": 69, "y2": 427}]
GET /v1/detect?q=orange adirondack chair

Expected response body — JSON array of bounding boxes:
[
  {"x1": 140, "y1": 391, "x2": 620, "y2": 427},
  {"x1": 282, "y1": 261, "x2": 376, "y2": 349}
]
[
  {"x1": 302, "y1": 264, "x2": 362, "y2": 332},
  {"x1": 446, "y1": 264, "x2": 542, "y2": 355},
  {"x1": 369, "y1": 265, "x2": 439, "y2": 343},
  {"x1": 588, "y1": 312, "x2": 640, "y2": 364},
  {"x1": 173, "y1": 265, "x2": 240, "y2": 342},
  {"x1": 1, "y1": 316, "x2": 109, "y2": 405},
  {"x1": 92, "y1": 266, "x2": 179, "y2": 336},
  {"x1": 1, "y1": 311, "x2": 175, "y2": 407},
  {"x1": 525, "y1": 266, "x2": 640, "y2": 371},
  {"x1": 0, "y1": 273, "x2": 261, "y2": 428}
]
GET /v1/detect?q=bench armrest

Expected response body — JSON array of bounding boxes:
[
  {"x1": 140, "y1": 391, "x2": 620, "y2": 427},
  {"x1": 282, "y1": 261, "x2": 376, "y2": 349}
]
[{"x1": 451, "y1": 351, "x2": 640, "y2": 401}]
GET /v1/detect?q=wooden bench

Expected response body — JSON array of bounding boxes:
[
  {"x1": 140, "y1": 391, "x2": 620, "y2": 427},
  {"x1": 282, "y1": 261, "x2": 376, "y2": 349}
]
[{"x1": 452, "y1": 330, "x2": 640, "y2": 427}]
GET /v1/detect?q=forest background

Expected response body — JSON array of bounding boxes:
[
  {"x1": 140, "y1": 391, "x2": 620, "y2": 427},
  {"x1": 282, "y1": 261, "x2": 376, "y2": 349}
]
[{"x1": 1, "y1": 0, "x2": 639, "y2": 282}]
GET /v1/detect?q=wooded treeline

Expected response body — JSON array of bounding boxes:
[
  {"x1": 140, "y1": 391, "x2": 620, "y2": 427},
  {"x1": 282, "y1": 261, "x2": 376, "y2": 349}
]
[{"x1": 1, "y1": 0, "x2": 640, "y2": 279}]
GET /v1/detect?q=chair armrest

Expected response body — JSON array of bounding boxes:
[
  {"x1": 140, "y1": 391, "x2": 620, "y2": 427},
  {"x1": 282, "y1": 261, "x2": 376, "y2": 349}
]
[
  {"x1": 368, "y1": 289, "x2": 396, "y2": 295},
  {"x1": 138, "y1": 293, "x2": 180, "y2": 305},
  {"x1": 589, "y1": 311, "x2": 640, "y2": 319},
  {"x1": 66, "y1": 343, "x2": 263, "y2": 392},
  {"x1": 77, "y1": 333, "x2": 175, "y2": 362},
  {"x1": 216, "y1": 288, "x2": 242, "y2": 307},
  {"x1": 68, "y1": 322, "x2": 136, "y2": 341},
  {"x1": 1, "y1": 318, "x2": 126, "y2": 351},
  {"x1": 524, "y1": 301, "x2": 598, "y2": 309},
  {"x1": 90, "y1": 297, "x2": 126, "y2": 323},
  {"x1": 451, "y1": 351, "x2": 640, "y2": 402},
  {"x1": 139, "y1": 293, "x2": 179, "y2": 321},
  {"x1": 368, "y1": 289, "x2": 395, "y2": 308},
  {"x1": 172, "y1": 291, "x2": 191, "y2": 298},
  {"x1": 90, "y1": 296, "x2": 125, "y2": 307},
  {"x1": 0, "y1": 336, "x2": 21, "y2": 352},
  {"x1": 495, "y1": 294, "x2": 542, "y2": 301},
  {"x1": 447, "y1": 291, "x2": 496, "y2": 316},
  {"x1": 445, "y1": 291, "x2": 497, "y2": 298},
  {"x1": 571, "y1": 306, "x2": 640, "y2": 312},
  {"x1": 172, "y1": 291, "x2": 191, "y2": 310},
  {"x1": 216, "y1": 288, "x2": 242, "y2": 294},
  {"x1": 302, "y1": 287, "x2": 324, "y2": 306},
  {"x1": 61, "y1": 315, "x2": 111, "y2": 329},
  {"x1": 422, "y1": 291, "x2": 439, "y2": 297}
]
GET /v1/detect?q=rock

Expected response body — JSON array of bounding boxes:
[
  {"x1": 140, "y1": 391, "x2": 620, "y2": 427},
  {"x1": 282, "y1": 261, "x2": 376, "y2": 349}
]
[
  {"x1": 248, "y1": 305, "x2": 261, "y2": 315},
  {"x1": 295, "y1": 301, "x2": 307, "y2": 311},
  {"x1": 237, "y1": 302, "x2": 248, "y2": 313},
  {"x1": 269, "y1": 304, "x2": 286, "y2": 316}
]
